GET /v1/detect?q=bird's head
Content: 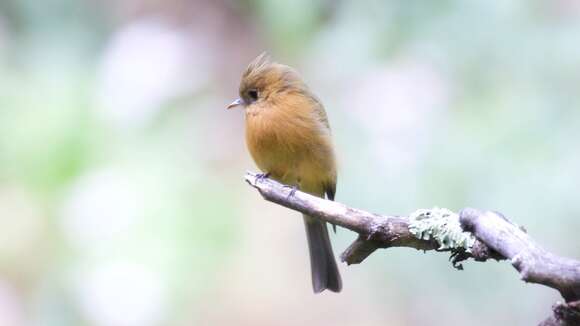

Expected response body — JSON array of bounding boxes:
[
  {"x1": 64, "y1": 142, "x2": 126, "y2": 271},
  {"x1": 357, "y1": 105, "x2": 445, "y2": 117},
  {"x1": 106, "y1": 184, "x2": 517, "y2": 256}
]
[{"x1": 227, "y1": 52, "x2": 307, "y2": 110}]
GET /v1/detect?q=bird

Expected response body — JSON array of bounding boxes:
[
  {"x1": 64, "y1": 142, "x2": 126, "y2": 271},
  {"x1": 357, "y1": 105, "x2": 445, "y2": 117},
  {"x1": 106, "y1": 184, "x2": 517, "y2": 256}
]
[{"x1": 227, "y1": 53, "x2": 342, "y2": 293}]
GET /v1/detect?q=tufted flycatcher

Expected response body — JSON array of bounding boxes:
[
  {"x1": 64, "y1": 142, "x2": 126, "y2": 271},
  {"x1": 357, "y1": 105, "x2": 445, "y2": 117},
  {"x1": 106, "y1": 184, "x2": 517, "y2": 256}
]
[{"x1": 227, "y1": 53, "x2": 341, "y2": 293}]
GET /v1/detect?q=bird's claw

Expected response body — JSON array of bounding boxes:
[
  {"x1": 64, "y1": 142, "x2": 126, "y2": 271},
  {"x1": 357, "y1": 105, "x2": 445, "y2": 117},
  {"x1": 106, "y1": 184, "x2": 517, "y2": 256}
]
[
  {"x1": 255, "y1": 172, "x2": 270, "y2": 183},
  {"x1": 284, "y1": 185, "x2": 298, "y2": 199}
]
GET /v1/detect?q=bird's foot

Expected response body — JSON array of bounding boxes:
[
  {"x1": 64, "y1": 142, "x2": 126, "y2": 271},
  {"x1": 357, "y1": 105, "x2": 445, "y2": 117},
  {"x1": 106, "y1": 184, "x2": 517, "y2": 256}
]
[
  {"x1": 284, "y1": 185, "x2": 298, "y2": 199},
  {"x1": 255, "y1": 172, "x2": 270, "y2": 183}
]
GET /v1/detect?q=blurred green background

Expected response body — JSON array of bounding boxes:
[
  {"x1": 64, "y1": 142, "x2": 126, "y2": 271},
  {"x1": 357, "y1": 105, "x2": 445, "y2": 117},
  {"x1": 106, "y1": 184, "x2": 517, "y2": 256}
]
[{"x1": 0, "y1": 0, "x2": 579, "y2": 325}]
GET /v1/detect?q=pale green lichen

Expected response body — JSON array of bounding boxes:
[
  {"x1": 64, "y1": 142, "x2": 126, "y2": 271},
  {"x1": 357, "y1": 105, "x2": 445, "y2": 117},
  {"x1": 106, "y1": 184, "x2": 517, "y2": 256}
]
[{"x1": 408, "y1": 207, "x2": 475, "y2": 252}]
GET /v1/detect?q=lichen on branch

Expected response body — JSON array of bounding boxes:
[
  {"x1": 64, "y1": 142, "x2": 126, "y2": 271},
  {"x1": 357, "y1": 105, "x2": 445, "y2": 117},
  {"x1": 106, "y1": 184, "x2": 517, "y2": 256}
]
[{"x1": 409, "y1": 207, "x2": 476, "y2": 252}]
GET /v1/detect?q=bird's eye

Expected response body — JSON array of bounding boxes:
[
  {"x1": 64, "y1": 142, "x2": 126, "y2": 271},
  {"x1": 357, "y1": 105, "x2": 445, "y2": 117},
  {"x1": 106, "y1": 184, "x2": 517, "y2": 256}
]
[{"x1": 247, "y1": 89, "x2": 259, "y2": 102}]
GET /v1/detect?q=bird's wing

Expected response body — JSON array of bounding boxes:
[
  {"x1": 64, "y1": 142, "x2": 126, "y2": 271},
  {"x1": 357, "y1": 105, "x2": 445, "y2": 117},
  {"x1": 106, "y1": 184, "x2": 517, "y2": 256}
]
[{"x1": 307, "y1": 94, "x2": 331, "y2": 131}]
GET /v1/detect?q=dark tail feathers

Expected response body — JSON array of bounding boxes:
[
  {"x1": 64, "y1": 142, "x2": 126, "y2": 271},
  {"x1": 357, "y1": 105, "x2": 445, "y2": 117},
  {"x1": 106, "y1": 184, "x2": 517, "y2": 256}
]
[{"x1": 303, "y1": 215, "x2": 342, "y2": 293}]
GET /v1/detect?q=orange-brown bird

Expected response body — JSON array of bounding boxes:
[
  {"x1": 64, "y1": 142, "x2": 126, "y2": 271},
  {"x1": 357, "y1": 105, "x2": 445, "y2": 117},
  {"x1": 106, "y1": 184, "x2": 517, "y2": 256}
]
[{"x1": 228, "y1": 53, "x2": 341, "y2": 293}]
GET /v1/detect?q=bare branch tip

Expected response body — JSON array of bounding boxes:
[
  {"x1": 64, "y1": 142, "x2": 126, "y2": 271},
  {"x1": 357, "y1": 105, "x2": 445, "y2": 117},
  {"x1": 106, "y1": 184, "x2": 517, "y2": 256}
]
[{"x1": 244, "y1": 171, "x2": 259, "y2": 187}]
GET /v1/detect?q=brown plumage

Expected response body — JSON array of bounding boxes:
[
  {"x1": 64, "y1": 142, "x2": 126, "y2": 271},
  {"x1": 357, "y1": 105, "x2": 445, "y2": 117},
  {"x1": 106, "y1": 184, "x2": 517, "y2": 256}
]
[{"x1": 228, "y1": 53, "x2": 341, "y2": 293}]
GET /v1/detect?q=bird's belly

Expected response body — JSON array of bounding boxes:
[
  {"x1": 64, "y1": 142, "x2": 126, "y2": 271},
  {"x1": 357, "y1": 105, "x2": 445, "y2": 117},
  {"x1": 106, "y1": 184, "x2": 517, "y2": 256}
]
[
  {"x1": 249, "y1": 142, "x2": 328, "y2": 194},
  {"x1": 247, "y1": 138, "x2": 300, "y2": 184}
]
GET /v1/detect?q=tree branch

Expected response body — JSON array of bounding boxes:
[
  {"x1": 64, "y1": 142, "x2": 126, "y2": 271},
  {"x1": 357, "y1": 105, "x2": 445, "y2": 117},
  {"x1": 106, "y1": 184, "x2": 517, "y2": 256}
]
[
  {"x1": 460, "y1": 208, "x2": 580, "y2": 302},
  {"x1": 244, "y1": 171, "x2": 580, "y2": 325}
]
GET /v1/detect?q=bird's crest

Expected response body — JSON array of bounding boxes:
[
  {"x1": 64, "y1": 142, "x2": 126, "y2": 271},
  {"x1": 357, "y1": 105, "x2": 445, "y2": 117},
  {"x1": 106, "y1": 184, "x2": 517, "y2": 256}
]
[{"x1": 243, "y1": 52, "x2": 273, "y2": 78}]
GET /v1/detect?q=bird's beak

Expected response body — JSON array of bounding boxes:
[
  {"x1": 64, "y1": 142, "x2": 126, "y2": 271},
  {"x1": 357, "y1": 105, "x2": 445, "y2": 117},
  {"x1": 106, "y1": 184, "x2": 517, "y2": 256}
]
[{"x1": 227, "y1": 98, "x2": 244, "y2": 110}]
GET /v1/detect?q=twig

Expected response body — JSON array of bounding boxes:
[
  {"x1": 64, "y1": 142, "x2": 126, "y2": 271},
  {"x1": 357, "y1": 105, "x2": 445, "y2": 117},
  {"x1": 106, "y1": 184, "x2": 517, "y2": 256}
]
[{"x1": 244, "y1": 171, "x2": 580, "y2": 325}]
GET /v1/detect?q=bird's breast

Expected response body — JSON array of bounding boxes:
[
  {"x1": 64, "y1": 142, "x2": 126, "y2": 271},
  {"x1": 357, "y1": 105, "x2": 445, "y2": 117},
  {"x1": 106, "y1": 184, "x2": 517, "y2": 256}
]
[
  {"x1": 245, "y1": 109, "x2": 296, "y2": 179},
  {"x1": 244, "y1": 105, "x2": 335, "y2": 189}
]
